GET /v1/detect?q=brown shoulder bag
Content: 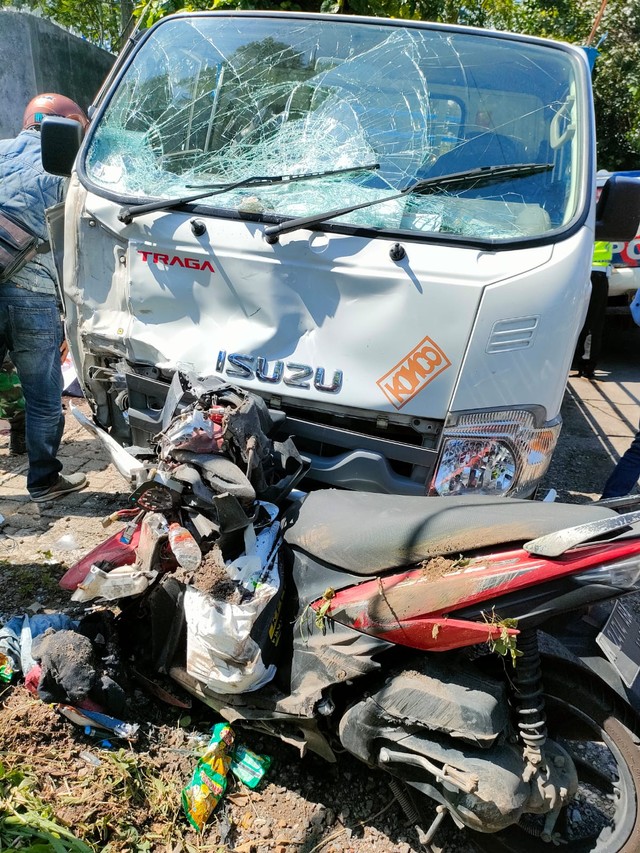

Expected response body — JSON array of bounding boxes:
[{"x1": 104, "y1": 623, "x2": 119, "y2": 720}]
[{"x1": 0, "y1": 211, "x2": 39, "y2": 284}]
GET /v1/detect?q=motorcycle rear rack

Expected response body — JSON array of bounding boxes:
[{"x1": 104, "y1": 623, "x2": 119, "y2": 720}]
[{"x1": 523, "y1": 509, "x2": 640, "y2": 558}]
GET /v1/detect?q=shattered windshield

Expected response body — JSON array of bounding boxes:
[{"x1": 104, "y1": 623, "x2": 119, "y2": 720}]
[{"x1": 85, "y1": 14, "x2": 586, "y2": 241}]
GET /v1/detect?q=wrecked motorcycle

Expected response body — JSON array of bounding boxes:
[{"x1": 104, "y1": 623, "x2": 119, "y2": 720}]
[{"x1": 65, "y1": 376, "x2": 640, "y2": 852}]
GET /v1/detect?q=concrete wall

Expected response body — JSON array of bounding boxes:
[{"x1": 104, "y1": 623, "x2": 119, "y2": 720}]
[{"x1": 0, "y1": 10, "x2": 114, "y2": 139}]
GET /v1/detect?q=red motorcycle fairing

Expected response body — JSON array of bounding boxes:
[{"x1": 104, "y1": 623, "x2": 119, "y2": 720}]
[
  {"x1": 315, "y1": 538, "x2": 640, "y2": 652},
  {"x1": 59, "y1": 524, "x2": 141, "y2": 590}
]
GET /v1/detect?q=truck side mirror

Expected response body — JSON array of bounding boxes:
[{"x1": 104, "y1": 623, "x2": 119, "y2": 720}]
[
  {"x1": 40, "y1": 116, "x2": 84, "y2": 177},
  {"x1": 595, "y1": 174, "x2": 640, "y2": 241}
]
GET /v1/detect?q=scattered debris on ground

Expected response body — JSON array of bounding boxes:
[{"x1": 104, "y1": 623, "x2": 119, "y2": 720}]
[
  {"x1": 0, "y1": 392, "x2": 462, "y2": 853},
  {"x1": 0, "y1": 681, "x2": 443, "y2": 852},
  {"x1": 3, "y1": 341, "x2": 633, "y2": 853}
]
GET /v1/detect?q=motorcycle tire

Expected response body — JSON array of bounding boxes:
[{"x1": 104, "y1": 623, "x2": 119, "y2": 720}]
[{"x1": 469, "y1": 660, "x2": 640, "y2": 853}]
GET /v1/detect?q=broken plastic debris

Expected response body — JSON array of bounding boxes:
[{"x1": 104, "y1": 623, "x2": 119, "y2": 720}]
[
  {"x1": 70, "y1": 402, "x2": 146, "y2": 483},
  {"x1": 182, "y1": 722, "x2": 234, "y2": 831},
  {"x1": 59, "y1": 525, "x2": 140, "y2": 591},
  {"x1": 134, "y1": 511, "x2": 170, "y2": 573},
  {"x1": 55, "y1": 533, "x2": 80, "y2": 551},
  {"x1": 160, "y1": 408, "x2": 225, "y2": 458},
  {"x1": 71, "y1": 564, "x2": 157, "y2": 602},
  {"x1": 56, "y1": 704, "x2": 140, "y2": 740},
  {"x1": 79, "y1": 750, "x2": 103, "y2": 767}
]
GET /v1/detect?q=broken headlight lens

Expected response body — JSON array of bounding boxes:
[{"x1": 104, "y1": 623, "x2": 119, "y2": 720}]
[
  {"x1": 574, "y1": 557, "x2": 640, "y2": 589},
  {"x1": 430, "y1": 410, "x2": 561, "y2": 498}
]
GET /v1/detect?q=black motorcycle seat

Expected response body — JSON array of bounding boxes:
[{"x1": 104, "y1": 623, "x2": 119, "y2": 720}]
[{"x1": 283, "y1": 490, "x2": 617, "y2": 575}]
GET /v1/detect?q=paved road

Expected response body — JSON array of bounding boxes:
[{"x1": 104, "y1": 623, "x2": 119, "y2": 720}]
[
  {"x1": 541, "y1": 317, "x2": 640, "y2": 503},
  {"x1": 0, "y1": 399, "x2": 129, "y2": 616}
]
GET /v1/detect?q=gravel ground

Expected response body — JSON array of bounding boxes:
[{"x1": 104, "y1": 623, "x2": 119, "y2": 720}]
[{"x1": 0, "y1": 319, "x2": 638, "y2": 852}]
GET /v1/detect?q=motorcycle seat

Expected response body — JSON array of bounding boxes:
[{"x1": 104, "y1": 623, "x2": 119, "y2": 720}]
[{"x1": 283, "y1": 490, "x2": 617, "y2": 575}]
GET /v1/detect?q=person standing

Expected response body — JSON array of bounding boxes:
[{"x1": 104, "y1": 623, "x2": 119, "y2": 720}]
[
  {"x1": 0, "y1": 94, "x2": 88, "y2": 501},
  {"x1": 573, "y1": 240, "x2": 613, "y2": 379},
  {"x1": 601, "y1": 429, "x2": 640, "y2": 499}
]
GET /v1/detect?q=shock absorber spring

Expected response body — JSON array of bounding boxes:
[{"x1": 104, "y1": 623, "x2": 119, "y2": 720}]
[
  {"x1": 388, "y1": 778, "x2": 422, "y2": 824},
  {"x1": 518, "y1": 814, "x2": 544, "y2": 837},
  {"x1": 511, "y1": 629, "x2": 547, "y2": 761}
]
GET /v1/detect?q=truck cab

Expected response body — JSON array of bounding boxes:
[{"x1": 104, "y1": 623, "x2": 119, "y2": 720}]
[{"x1": 42, "y1": 11, "x2": 640, "y2": 497}]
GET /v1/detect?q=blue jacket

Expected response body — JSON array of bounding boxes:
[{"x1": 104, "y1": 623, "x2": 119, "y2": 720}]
[{"x1": 0, "y1": 129, "x2": 65, "y2": 296}]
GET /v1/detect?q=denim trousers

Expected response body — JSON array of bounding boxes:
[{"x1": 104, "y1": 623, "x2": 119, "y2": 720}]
[
  {"x1": 0, "y1": 284, "x2": 64, "y2": 495},
  {"x1": 601, "y1": 425, "x2": 640, "y2": 498}
]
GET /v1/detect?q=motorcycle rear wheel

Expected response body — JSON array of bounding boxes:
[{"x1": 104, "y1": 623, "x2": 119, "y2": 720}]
[{"x1": 470, "y1": 664, "x2": 640, "y2": 853}]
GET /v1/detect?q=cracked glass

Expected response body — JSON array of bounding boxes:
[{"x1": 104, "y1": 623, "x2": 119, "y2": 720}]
[{"x1": 85, "y1": 15, "x2": 585, "y2": 241}]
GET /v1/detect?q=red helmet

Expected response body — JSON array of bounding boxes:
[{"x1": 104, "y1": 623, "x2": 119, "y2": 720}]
[{"x1": 23, "y1": 93, "x2": 88, "y2": 131}]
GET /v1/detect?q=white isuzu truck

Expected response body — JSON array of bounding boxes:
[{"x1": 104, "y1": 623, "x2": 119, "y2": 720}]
[{"x1": 42, "y1": 11, "x2": 640, "y2": 497}]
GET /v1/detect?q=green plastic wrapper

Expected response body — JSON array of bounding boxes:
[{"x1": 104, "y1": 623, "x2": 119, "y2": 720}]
[
  {"x1": 0, "y1": 652, "x2": 14, "y2": 683},
  {"x1": 0, "y1": 361, "x2": 24, "y2": 420},
  {"x1": 182, "y1": 722, "x2": 235, "y2": 831},
  {"x1": 230, "y1": 743, "x2": 272, "y2": 789}
]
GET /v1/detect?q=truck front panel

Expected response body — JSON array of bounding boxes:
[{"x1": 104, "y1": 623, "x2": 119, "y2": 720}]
[{"x1": 62, "y1": 12, "x2": 595, "y2": 497}]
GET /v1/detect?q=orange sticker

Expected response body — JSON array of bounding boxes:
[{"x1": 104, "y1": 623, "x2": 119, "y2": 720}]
[{"x1": 377, "y1": 335, "x2": 451, "y2": 410}]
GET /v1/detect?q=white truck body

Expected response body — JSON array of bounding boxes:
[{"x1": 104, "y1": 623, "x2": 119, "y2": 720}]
[{"x1": 48, "y1": 12, "x2": 628, "y2": 497}]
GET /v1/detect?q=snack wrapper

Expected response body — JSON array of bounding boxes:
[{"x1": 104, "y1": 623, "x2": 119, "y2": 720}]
[
  {"x1": 0, "y1": 652, "x2": 14, "y2": 682},
  {"x1": 182, "y1": 722, "x2": 235, "y2": 831},
  {"x1": 230, "y1": 744, "x2": 272, "y2": 789}
]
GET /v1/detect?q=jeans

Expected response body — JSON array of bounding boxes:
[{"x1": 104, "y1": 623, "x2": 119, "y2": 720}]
[
  {"x1": 0, "y1": 284, "x2": 64, "y2": 495},
  {"x1": 601, "y1": 425, "x2": 640, "y2": 498}
]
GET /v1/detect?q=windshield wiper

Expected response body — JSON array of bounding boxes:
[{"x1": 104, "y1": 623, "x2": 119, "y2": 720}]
[
  {"x1": 263, "y1": 162, "x2": 553, "y2": 242},
  {"x1": 117, "y1": 163, "x2": 380, "y2": 224}
]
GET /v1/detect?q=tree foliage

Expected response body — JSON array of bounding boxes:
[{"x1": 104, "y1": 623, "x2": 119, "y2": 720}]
[
  {"x1": 129, "y1": 0, "x2": 640, "y2": 167},
  {"x1": 134, "y1": 0, "x2": 517, "y2": 28},
  {"x1": 5, "y1": 0, "x2": 639, "y2": 167},
  {"x1": 587, "y1": 1, "x2": 640, "y2": 169},
  {"x1": 1, "y1": 0, "x2": 132, "y2": 50},
  {"x1": 509, "y1": 0, "x2": 640, "y2": 169}
]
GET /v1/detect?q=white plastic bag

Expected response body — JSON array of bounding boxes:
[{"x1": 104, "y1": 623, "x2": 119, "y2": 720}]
[
  {"x1": 183, "y1": 506, "x2": 281, "y2": 694},
  {"x1": 183, "y1": 578, "x2": 279, "y2": 694}
]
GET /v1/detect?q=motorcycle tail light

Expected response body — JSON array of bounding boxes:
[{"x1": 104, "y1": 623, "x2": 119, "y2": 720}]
[
  {"x1": 573, "y1": 557, "x2": 640, "y2": 589},
  {"x1": 430, "y1": 410, "x2": 561, "y2": 498}
]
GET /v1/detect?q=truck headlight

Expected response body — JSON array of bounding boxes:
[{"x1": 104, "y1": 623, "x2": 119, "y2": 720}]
[{"x1": 430, "y1": 410, "x2": 561, "y2": 498}]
